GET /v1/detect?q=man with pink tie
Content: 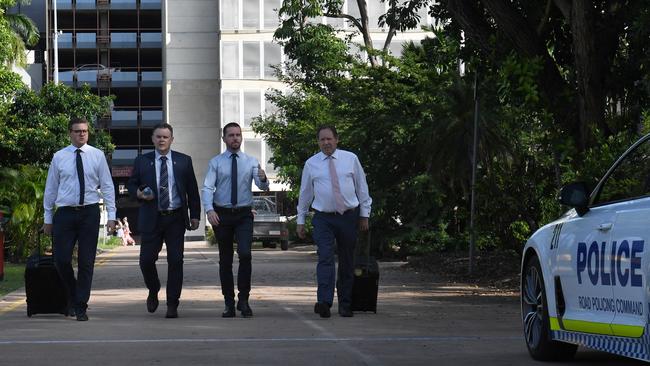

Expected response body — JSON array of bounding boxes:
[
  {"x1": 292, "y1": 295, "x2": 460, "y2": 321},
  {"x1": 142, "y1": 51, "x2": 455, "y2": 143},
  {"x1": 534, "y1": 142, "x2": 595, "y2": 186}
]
[{"x1": 297, "y1": 125, "x2": 372, "y2": 318}]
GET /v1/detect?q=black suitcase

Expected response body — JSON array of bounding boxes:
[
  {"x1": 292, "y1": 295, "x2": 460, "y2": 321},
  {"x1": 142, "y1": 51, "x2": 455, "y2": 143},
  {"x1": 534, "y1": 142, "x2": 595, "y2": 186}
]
[
  {"x1": 25, "y1": 250, "x2": 68, "y2": 317},
  {"x1": 351, "y1": 231, "x2": 379, "y2": 313}
]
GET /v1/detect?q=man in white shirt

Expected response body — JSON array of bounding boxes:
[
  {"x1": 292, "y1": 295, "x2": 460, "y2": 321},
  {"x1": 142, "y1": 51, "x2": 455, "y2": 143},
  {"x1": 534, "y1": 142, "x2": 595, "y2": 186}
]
[
  {"x1": 43, "y1": 117, "x2": 116, "y2": 321},
  {"x1": 297, "y1": 125, "x2": 372, "y2": 318}
]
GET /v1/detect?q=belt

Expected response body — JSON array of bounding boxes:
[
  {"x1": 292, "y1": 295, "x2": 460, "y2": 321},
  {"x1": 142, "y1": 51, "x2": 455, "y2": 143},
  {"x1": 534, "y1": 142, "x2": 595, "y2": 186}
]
[
  {"x1": 60, "y1": 203, "x2": 99, "y2": 211},
  {"x1": 214, "y1": 205, "x2": 252, "y2": 214},
  {"x1": 314, "y1": 207, "x2": 358, "y2": 216},
  {"x1": 159, "y1": 208, "x2": 182, "y2": 216}
]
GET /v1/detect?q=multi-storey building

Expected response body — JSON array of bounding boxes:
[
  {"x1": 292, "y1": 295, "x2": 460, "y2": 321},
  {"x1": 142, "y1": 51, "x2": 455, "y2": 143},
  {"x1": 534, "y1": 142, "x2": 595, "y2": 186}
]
[{"x1": 36, "y1": 0, "x2": 431, "y2": 236}]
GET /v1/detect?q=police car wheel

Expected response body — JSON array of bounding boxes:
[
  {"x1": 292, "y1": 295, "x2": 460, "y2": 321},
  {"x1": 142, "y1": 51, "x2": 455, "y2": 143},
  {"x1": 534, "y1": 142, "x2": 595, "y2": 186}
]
[{"x1": 522, "y1": 255, "x2": 577, "y2": 361}]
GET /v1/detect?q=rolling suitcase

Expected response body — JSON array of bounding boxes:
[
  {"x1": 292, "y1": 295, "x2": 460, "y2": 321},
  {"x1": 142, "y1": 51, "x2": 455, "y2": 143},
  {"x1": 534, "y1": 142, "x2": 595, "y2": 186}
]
[
  {"x1": 351, "y1": 231, "x2": 379, "y2": 313},
  {"x1": 24, "y1": 232, "x2": 68, "y2": 317}
]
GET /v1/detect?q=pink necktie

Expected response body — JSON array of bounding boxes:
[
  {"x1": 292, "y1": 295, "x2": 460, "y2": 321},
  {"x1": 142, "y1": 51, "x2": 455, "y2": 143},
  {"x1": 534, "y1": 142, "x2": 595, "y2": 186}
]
[{"x1": 328, "y1": 156, "x2": 346, "y2": 214}]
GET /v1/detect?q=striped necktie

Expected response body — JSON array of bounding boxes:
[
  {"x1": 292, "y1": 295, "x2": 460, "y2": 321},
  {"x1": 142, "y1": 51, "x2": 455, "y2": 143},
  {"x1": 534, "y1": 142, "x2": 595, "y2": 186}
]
[{"x1": 159, "y1": 156, "x2": 169, "y2": 210}]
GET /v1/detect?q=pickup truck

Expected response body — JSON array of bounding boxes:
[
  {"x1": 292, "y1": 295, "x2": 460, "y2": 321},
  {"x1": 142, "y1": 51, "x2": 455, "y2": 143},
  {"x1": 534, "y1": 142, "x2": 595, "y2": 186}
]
[{"x1": 252, "y1": 196, "x2": 289, "y2": 250}]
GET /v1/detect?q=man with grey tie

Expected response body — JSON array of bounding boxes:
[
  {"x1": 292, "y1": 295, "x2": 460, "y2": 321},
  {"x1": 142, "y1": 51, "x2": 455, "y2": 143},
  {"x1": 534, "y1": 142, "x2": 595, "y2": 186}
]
[
  {"x1": 297, "y1": 125, "x2": 372, "y2": 318},
  {"x1": 43, "y1": 117, "x2": 117, "y2": 321},
  {"x1": 202, "y1": 122, "x2": 269, "y2": 318},
  {"x1": 128, "y1": 123, "x2": 201, "y2": 319}
]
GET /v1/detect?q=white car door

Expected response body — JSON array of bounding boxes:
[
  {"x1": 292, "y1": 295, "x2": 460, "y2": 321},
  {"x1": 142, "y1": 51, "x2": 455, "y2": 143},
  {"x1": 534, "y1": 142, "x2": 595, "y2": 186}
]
[
  {"x1": 591, "y1": 138, "x2": 650, "y2": 337},
  {"x1": 556, "y1": 205, "x2": 616, "y2": 335}
]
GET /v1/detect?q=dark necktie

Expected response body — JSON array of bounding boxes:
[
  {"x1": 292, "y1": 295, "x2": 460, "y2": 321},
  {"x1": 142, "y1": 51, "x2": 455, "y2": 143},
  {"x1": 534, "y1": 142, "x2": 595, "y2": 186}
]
[
  {"x1": 231, "y1": 154, "x2": 238, "y2": 207},
  {"x1": 76, "y1": 148, "x2": 85, "y2": 205},
  {"x1": 159, "y1": 156, "x2": 169, "y2": 210}
]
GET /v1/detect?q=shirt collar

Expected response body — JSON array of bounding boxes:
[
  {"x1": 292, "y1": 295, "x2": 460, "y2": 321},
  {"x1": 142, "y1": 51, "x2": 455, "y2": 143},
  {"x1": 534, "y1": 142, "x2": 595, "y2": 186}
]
[
  {"x1": 155, "y1": 150, "x2": 172, "y2": 161},
  {"x1": 227, "y1": 150, "x2": 240, "y2": 158},
  {"x1": 320, "y1": 149, "x2": 338, "y2": 160},
  {"x1": 69, "y1": 144, "x2": 88, "y2": 152}
]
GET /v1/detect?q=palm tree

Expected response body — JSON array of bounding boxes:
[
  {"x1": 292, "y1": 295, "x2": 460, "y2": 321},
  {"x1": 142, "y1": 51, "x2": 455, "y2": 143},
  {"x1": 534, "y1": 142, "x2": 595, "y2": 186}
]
[{"x1": 0, "y1": 0, "x2": 40, "y2": 66}]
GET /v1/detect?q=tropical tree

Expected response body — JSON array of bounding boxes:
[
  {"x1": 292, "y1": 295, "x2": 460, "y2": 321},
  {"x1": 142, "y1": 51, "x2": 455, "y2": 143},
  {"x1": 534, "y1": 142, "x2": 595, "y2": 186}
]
[
  {"x1": 0, "y1": 0, "x2": 39, "y2": 66},
  {"x1": 0, "y1": 83, "x2": 114, "y2": 168}
]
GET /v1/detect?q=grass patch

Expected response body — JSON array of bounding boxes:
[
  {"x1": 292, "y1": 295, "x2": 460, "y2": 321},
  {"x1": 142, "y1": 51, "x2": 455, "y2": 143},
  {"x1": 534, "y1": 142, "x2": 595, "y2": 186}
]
[
  {"x1": 98, "y1": 236, "x2": 123, "y2": 250},
  {"x1": 0, "y1": 263, "x2": 25, "y2": 297}
]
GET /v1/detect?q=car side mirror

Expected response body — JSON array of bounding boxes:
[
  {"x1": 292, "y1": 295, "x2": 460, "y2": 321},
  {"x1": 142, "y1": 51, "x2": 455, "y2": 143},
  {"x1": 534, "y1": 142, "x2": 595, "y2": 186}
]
[{"x1": 558, "y1": 182, "x2": 589, "y2": 216}]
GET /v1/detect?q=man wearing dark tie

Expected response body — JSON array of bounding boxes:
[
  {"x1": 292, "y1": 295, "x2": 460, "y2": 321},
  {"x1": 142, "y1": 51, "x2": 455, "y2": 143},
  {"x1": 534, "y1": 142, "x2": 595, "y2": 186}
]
[
  {"x1": 202, "y1": 122, "x2": 269, "y2": 318},
  {"x1": 43, "y1": 117, "x2": 117, "y2": 321},
  {"x1": 297, "y1": 125, "x2": 372, "y2": 318},
  {"x1": 127, "y1": 123, "x2": 201, "y2": 318}
]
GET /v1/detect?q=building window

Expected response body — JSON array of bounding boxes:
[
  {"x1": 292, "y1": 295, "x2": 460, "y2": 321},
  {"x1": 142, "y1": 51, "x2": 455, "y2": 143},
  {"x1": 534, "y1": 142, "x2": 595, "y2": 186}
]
[
  {"x1": 245, "y1": 139, "x2": 262, "y2": 164},
  {"x1": 263, "y1": 0, "x2": 282, "y2": 29},
  {"x1": 265, "y1": 143, "x2": 277, "y2": 175},
  {"x1": 368, "y1": 1, "x2": 385, "y2": 30},
  {"x1": 222, "y1": 42, "x2": 240, "y2": 79},
  {"x1": 242, "y1": 0, "x2": 260, "y2": 29},
  {"x1": 222, "y1": 91, "x2": 241, "y2": 125},
  {"x1": 221, "y1": 0, "x2": 239, "y2": 29},
  {"x1": 263, "y1": 42, "x2": 281, "y2": 80},
  {"x1": 243, "y1": 90, "x2": 261, "y2": 128},
  {"x1": 242, "y1": 42, "x2": 260, "y2": 79}
]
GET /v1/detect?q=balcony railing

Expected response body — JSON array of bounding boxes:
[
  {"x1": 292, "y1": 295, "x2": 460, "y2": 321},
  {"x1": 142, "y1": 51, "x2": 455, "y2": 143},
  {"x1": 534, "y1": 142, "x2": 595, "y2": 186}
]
[
  {"x1": 76, "y1": 0, "x2": 96, "y2": 10},
  {"x1": 111, "y1": 110, "x2": 138, "y2": 127},
  {"x1": 140, "y1": 0, "x2": 161, "y2": 10},
  {"x1": 141, "y1": 71, "x2": 162, "y2": 87},
  {"x1": 141, "y1": 110, "x2": 163, "y2": 127},
  {"x1": 111, "y1": 71, "x2": 138, "y2": 87},
  {"x1": 76, "y1": 33, "x2": 96, "y2": 49},
  {"x1": 110, "y1": 0, "x2": 136, "y2": 9},
  {"x1": 140, "y1": 32, "x2": 162, "y2": 48},
  {"x1": 111, "y1": 32, "x2": 137, "y2": 48},
  {"x1": 55, "y1": 0, "x2": 72, "y2": 10}
]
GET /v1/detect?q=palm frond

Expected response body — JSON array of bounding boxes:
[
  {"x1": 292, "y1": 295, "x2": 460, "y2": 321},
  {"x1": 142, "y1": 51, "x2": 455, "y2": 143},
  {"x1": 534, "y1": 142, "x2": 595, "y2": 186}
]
[{"x1": 5, "y1": 13, "x2": 39, "y2": 46}]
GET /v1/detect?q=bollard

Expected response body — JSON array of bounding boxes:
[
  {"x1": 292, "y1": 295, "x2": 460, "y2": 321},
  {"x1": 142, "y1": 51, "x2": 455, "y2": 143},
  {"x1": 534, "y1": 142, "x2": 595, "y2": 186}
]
[{"x1": 0, "y1": 211, "x2": 4, "y2": 281}]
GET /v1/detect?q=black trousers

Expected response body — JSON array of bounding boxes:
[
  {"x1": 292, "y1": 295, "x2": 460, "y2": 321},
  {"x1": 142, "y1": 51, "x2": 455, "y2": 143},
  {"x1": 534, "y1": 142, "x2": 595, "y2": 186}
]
[
  {"x1": 139, "y1": 211, "x2": 186, "y2": 306},
  {"x1": 212, "y1": 207, "x2": 253, "y2": 307},
  {"x1": 52, "y1": 204, "x2": 100, "y2": 312}
]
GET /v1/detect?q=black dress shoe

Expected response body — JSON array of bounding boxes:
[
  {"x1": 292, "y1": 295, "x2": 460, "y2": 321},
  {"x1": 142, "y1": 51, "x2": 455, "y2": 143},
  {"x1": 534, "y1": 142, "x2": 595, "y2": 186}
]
[
  {"x1": 165, "y1": 305, "x2": 178, "y2": 318},
  {"x1": 76, "y1": 311, "x2": 89, "y2": 321},
  {"x1": 236, "y1": 301, "x2": 253, "y2": 318},
  {"x1": 66, "y1": 306, "x2": 76, "y2": 317},
  {"x1": 338, "y1": 307, "x2": 353, "y2": 317},
  {"x1": 222, "y1": 306, "x2": 236, "y2": 318},
  {"x1": 147, "y1": 291, "x2": 159, "y2": 313},
  {"x1": 314, "y1": 302, "x2": 331, "y2": 318}
]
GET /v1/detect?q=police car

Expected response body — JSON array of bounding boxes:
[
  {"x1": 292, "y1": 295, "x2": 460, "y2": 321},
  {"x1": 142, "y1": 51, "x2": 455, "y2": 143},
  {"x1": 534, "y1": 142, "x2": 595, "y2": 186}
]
[{"x1": 522, "y1": 133, "x2": 650, "y2": 362}]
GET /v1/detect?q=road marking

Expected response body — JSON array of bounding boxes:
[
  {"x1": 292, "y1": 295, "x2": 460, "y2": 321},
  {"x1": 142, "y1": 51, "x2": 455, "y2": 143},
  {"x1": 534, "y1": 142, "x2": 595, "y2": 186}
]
[
  {"x1": 284, "y1": 306, "x2": 384, "y2": 366},
  {"x1": 0, "y1": 335, "x2": 521, "y2": 346}
]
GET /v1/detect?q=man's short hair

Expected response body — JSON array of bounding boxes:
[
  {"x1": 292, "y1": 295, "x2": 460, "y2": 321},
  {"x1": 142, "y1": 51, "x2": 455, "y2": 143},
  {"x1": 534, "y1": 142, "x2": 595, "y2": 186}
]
[
  {"x1": 152, "y1": 123, "x2": 174, "y2": 136},
  {"x1": 223, "y1": 122, "x2": 241, "y2": 136},
  {"x1": 69, "y1": 117, "x2": 89, "y2": 130},
  {"x1": 317, "y1": 125, "x2": 338, "y2": 139}
]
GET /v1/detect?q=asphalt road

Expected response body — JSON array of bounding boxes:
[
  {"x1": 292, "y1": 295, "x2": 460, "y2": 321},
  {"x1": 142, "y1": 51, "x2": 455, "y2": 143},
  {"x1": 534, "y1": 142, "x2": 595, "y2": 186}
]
[{"x1": 0, "y1": 242, "x2": 643, "y2": 365}]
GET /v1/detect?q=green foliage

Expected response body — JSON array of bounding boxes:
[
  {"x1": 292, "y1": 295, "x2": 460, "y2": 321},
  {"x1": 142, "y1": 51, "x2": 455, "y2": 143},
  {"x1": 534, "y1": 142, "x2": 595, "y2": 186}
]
[
  {"x1": 0, "y1": 1, "x2": 40, "y2": 66},
  {"x1": 260, "y1": 0, "x2": 650, "y2": 258},
  {"x1": 0, "y1": 82, "x2": 113, "y2": 167},
  {"x1": 0, "y1": 165, "x2": 47, "y2": 261}
]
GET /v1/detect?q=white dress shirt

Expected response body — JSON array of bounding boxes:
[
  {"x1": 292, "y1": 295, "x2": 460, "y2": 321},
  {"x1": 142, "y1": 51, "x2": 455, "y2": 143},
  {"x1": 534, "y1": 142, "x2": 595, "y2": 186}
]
[
  {"x1": 155, "y1": 150, "x2": 181, "y2": 210},
  {"x1": 297, "y1": 149, "x2": 372, "y2": 225},
  {"x1": 201, "y1": 150, "x2": 269, "y2": 212},
  {"x1": 44, "y1": 144, "x2": 116, "y2": 224}
]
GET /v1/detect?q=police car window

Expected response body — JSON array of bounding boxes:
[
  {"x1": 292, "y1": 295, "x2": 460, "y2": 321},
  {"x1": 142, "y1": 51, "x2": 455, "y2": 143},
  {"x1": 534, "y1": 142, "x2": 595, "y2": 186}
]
[{"x1": 593, "y1": 139, "x2": 650, "y2": 205}]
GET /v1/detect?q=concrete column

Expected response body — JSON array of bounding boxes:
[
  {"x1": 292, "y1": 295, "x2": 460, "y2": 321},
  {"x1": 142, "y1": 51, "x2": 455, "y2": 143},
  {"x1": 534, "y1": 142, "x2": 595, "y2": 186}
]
[{"x1": 164, "y1": 0, "x2": 220, "y2": 240}]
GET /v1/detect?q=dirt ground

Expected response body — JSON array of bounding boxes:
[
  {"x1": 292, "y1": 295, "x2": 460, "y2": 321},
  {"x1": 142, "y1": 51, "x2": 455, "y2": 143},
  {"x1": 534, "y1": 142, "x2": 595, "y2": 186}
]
[{"x1": 406, "y1": 249, "x2": 522, "y2": 294}]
